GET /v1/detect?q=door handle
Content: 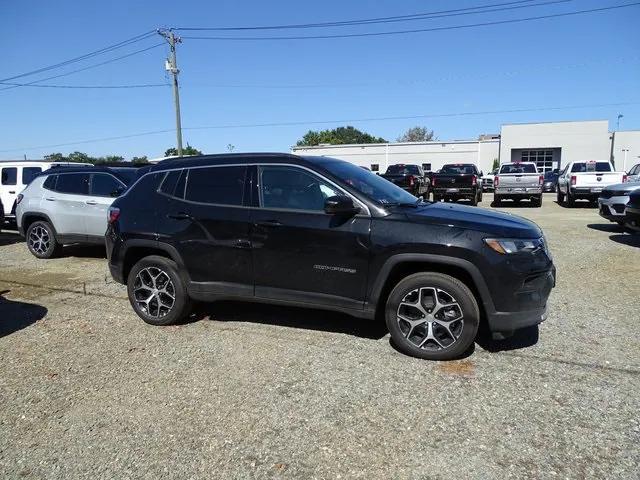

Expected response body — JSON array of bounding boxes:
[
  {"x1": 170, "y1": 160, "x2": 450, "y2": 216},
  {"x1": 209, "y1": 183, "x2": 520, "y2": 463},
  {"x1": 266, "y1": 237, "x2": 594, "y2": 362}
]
[
  {"x1": 168, "y1": 212, "x2": 193, "y2": 221},
  {"x1": 45, "y1": 197, "x2": 56, "y2": 201},
  {"x1": 85, "y1": 200, "x2": 97, "y2": 205},
  {"x1": 9, "y1": 191, "x2": 15, "y2": 194},
  {"x1": 256, "y1": 220, "x2": 282, "y2": 228}
]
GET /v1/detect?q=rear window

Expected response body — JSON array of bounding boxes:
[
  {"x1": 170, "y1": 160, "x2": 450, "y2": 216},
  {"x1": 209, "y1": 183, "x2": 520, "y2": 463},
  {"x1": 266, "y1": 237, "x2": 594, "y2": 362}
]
[
  {"x1": 159, "y1": 170, "x2": 182, "y2": 196},
  {"x1": 571, "y1": 162, "x2": 612, "y2": 173},
  {"x1": 440, "y1": 164, "x2": 476, "y2": 175},
  {"x1": 22, "y1": 167, "x2": 42, "y2": 184},
  {"x1": 43, "y1": 175, "x2": 57, "y2": 190},
  {"x1": 185, "y1": 166, "x2": 246, "y2": 205},
  {"x1": 55, "y1": 173, "x2": 90, "y2": 195},
  {"x1": 386, "y1": 165, "x2": 420, "y2": 175},
  {"x1": 1, "y1": 167, "x2": 17, "y2": 185},
  {"x1": 500, "y1": 164, "x2": 537, "y2": 174}
]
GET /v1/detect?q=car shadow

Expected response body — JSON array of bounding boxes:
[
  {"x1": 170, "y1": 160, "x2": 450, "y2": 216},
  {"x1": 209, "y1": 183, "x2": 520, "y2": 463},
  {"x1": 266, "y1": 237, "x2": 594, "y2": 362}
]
[
  {"x1": 491, "y1": 201, "x2": 539, "y2": 208},
  {"x1": 587, "y1": 223, "x2": 623, "y2": 233},
  {"x1": 554, "y1": 200, "x2": 596, "y2": 209},
  {"x1": 0, "y1": 290, "x2": 48, "y2": 338},
  {"x1": 0, "y1": 231, "x2": 23, "y2": 246},
  {"x1": 475, "y1": 325, "x2": 539, "y2": 353},
  {"x1": 609, "y1": 233, "x2": 640, "y2": 248},
  {"x1": 60, "y1": 244, "x2": 107, "y2": 259},
  {"x1": 189, "y1": 301, "x2": 389, "y2": 340}
]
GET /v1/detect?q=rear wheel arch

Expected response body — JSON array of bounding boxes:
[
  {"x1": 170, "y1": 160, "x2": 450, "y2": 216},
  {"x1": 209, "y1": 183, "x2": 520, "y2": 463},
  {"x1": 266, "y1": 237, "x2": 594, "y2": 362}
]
[
  {"x1": 122, "y1": 242, "x2": 186, "y2": 283},
  {"x1": 370, "y1": 255, "x2": 494, "y2": 321},
  {"x1": 22, "y1": 212, "x2": 59, "y2": 237}
]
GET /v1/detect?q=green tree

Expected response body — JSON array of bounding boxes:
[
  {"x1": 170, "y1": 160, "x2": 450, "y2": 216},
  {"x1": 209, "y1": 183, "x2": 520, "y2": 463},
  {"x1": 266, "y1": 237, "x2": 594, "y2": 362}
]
[
  {"x1": 131, "y1": 156, "x2": 149, "y2": 164},
  {"x1": 296, "y1": 126, "x2": 387, "y2": 146},
  {"x1": 67, "y1": 151, "x2": 93, "y2": 163},
  {"x1": 44, "y1": 153, "x2": 67, "y2": 162},
  {"x1": 164, "y1": 144, "x2": 202, "y2": 157},
  {"x1": 396, "y1": 126, "x2": 436, "y2": 142},
  {"x1": 492, "y1": 158, "x2": 500, "y2": 172}
]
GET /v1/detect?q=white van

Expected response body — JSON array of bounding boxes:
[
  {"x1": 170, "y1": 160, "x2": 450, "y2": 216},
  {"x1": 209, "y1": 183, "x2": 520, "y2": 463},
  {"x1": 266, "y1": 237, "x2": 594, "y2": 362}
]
[{"x1": 0, "y1": 161, "x2": 92, "y2": 219}]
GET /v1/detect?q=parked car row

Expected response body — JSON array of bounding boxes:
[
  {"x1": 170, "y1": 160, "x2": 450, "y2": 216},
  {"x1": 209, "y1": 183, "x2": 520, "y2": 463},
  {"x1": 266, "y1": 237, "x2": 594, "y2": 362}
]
[{"x1": 10, "y1": 153, "x2": 557, "y2": 361}]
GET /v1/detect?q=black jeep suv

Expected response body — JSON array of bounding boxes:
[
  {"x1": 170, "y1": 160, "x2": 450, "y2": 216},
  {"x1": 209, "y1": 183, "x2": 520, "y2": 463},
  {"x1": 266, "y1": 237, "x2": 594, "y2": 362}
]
[{"x1": 106, "y1": 153, "x2": 555, "y2": 360}]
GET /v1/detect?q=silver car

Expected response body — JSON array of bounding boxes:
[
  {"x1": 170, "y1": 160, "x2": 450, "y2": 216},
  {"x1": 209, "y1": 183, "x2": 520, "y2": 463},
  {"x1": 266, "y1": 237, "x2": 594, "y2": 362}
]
[
  {"x1": 597, "y1": 181, "x2": 640, "y2": 225},
  {"x1": 15, "y1": 167, "x2": 138, "y2": 258},
  {"x1": 627, "y1": 163, "x2": 640, "y2": 183}
]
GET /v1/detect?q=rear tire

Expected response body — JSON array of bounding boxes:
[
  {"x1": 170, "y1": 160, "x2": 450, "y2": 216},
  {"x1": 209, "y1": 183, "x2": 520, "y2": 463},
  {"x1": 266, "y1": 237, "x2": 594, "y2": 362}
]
[
  {"x1": 557, "y1": 189, "x2": 565, "y2": 204},
  {"x1": 533, "y1": 195, "x2": 542, "y2": 208},
  {"x1": 385, "y1": 272, "x2": 480, "y2": 361},
  {"x1": 566, "y1": 191, "x2": 576, "y2": 207},
  {"x1": 127, "y1": 255, "x2": 192, "y2": 326},
  {"x1": 26, "y1": 220, "x2": 62, "y2": 259},
  {"x1": 433, "y1": 194, "x2": 440, "y2": 202},
  {"x1": 493, "y1": 194, "x2": 501, "y2": 206},
  {"x1": 470, "y1": 192, "x2": 478, "y2": 206}
]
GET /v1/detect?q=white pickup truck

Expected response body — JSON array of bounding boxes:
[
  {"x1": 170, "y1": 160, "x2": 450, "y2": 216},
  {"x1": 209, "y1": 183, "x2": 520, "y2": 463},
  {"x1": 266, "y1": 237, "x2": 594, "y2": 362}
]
[
  {"x1": 494, "y1": 162, "x2": 543, "y2": 207},
  {"x1": 557, "y1": 161, "x2": 627, "y2": 207}
]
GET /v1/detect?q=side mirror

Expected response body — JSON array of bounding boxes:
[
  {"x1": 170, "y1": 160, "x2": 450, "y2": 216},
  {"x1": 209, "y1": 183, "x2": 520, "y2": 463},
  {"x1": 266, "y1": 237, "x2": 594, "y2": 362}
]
[
  {"x1": 324, "y1": 195, "x2": 361, "y2": 215},
  {"x1": 479, "y1": 170, "x2": 484, "y2": 177}
]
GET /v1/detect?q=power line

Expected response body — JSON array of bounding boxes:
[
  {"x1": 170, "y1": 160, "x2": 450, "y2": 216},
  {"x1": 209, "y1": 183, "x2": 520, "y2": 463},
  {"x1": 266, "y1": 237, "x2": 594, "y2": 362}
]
[
  {"x1": 181, "y1": 2, "x2": 640, "y2": 40},
  {"x1": 0, "y1": 43, "x2": 166, "y2": 92},
  {"x1": 0, "y1": 30, "x2": 156, "y2": 82},
  {"x1": 2, "y1": 101, "x2": 637, "y2": 153},
  {"x1": 174, "y1": 0, "x2": 569, "y2": 31},
  {"x1": 0, "y1": 81, "x2": 169, "y2": 89}
]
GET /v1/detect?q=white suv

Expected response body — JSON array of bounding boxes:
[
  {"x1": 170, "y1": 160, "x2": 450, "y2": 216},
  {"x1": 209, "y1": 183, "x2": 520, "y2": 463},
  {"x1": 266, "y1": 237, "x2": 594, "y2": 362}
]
[{"x1": 16, "y1": 167, "x2": 139, "y2": 258}]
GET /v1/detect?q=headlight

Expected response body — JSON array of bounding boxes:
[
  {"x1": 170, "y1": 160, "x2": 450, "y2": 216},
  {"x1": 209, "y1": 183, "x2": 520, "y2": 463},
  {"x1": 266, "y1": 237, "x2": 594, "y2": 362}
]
[{"x1": 484, "y1": 237, "x2": 545, "y2": 254}]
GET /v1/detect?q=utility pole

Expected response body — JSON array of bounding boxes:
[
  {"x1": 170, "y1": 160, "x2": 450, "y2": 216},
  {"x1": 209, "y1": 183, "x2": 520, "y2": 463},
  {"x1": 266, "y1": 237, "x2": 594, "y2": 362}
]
[
  {"x1": 617, "y1": 114, "x2": 623, "y2": 131},
  {"x1": 158, "y1": 29, "x2": 183, "y2": 157}
]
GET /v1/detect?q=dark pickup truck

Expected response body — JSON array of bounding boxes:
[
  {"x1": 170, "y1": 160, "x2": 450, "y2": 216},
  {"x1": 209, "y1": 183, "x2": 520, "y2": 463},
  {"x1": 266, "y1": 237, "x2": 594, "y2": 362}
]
[
  {"x1": 381, "y1": 164, "x2": 430, "y2": 199},
  {"x1": 432, "y1": 163, "x2": 483, "y2": 206}
]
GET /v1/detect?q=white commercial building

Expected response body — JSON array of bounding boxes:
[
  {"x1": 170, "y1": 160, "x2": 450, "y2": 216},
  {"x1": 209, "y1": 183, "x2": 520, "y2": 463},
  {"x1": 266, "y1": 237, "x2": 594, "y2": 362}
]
[{"x1": 292, "y1": 120, "x2": 640, "y2": 175}]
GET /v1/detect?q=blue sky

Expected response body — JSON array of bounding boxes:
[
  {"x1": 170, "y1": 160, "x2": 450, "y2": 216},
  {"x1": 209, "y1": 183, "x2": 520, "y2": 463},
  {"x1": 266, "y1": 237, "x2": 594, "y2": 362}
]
[{"x1": 1, "y1": 0, "x2": 639, "y2": 160}]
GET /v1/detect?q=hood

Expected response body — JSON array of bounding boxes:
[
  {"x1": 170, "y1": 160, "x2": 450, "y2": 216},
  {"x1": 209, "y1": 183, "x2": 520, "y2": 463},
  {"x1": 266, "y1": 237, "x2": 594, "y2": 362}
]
[
  {"x1": 403, "y1": 202, "x2": 542, "y2": 238},
  {"x1": 604, "y1": 181, "x2": 640, "y2": 192}
]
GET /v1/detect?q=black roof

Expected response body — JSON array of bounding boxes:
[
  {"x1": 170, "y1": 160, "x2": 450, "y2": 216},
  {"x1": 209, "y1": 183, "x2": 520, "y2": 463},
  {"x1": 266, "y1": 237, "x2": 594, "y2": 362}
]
[{"x1": 149, "y1": 152, "x2": 331, "y2": 172}]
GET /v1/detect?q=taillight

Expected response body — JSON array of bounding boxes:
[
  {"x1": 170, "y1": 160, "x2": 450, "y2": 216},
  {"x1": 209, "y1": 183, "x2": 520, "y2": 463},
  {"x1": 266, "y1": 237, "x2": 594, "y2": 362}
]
[
  {"x1": 570, "y1": 175, "x2": 576, "y2": 186},
  {"x1": 471, "y1": 175, "x2": 477, "y2": 186},
  {"x1": 623, "y1": 174, "x2": 628, "y2": 183},
  {"x1": 432, "y1": 177, "x2": 436, "y2": 187},
  {"x1": 408, "y1": 176, "x2": 415, "y2": 186},
  {"x1": 16, "y1": 194, "x2": 24, "y2": 205},
  {"x1": 539, "y1": 175, "x2": 544, "y2": 185},
  {"x1": 108, "y1": 206, "x2": 120, "y2": 224},
  {"x1": 494, "y1": 176, "x2": 499, "y2": 187}
]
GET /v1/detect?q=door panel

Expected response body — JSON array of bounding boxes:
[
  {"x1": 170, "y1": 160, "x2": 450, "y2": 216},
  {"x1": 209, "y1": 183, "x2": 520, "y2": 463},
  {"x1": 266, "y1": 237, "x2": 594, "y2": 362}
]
[
  {"x1": 158, "y1": 166, "x2": 253, "y2": 296},
  {"x1": 1, "y1": 167, "x2": 18, "y2": 215},
  {"x1": 251, "y1": 165, "x2": 371, "y2": 308},
  {"x1": 51, "y1": 173, "x2": 91, "y2": 236},
  {"x1": 84, "y1": 173, "x2": 122, "y2": 237}
]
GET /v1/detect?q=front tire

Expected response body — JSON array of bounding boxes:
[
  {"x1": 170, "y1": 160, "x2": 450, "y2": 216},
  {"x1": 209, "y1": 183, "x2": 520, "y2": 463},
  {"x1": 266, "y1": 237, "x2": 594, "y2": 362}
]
[
  {"x1": 557, "y1": 189, "x2": 565, "y2": 204},
  {"x1": 127, "y1": 255, "x2": 192, "y2": 326},
  {"x1": 385, "y1": 272, "x2": 480, "y2": 360},
  {"x1": 26, "y1": 220, "x2": 62, "y2": 259}
]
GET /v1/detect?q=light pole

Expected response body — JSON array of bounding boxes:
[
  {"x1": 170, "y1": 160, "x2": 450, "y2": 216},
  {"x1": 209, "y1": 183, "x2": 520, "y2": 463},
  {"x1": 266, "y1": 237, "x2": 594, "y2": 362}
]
[
  {"x1": 622, "y1": 148, "x2": 629, "y2": 173},
  {"x1": 617, "y1": 114, "x2": 624, "y2": 131}
]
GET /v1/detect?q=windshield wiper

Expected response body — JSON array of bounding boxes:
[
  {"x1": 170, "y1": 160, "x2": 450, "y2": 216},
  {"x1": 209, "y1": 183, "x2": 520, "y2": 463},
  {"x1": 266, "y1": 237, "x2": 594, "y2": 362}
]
[{"x1": 384, "y1": 199, "x2": 424, "y2": 208}]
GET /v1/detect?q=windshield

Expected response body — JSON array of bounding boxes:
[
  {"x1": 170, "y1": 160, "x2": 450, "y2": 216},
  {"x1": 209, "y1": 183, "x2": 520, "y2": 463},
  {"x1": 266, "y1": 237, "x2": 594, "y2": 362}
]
[
  {"x1": 320, "y1": 159, "x2": 418, "y2": 205},
  {"x1": 500, "y1": 163, "x2": 537, "y2": 174},
  {"x1": 571, "y1": 162, "x2": 612, "y2": 173},
  {"x1": 440, "y1": 164, "x2": 475, "y2": 175},
  {"x1": 110, "y1": 167, "x2": 140, "y2": 185},
  {"x1": 386, "y1": 165, "x2": 420, "y2": 175}
]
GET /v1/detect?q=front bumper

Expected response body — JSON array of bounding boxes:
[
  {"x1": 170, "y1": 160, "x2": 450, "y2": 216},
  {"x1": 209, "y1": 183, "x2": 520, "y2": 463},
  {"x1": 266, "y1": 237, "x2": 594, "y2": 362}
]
[
  {"x1": 598, "y1": 196, "x2": 629, "y2": 221},
  {"x1": 624, "y1": 206, "x2": 640, "y2": 231}
]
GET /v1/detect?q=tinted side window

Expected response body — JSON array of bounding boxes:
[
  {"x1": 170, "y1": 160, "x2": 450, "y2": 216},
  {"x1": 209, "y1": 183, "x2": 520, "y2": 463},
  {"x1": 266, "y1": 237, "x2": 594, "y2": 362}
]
[
  {"x1": 43, "y1": 175, "x2": 58, "y2": 190},
  {"x1": 22, "y1": 167, "x2": 42, "y2": 184},
  {"x1": 159, "y1": 170, "x2": 182, "y2": 196},
  {"x1": 91, "y1": 174, "x2": 124, "y2": 197},
  {"x1": 56, "y1": 173, "x2": 90, "y2": 195},
  {"x1": 260, "y1": 166, "x2": 340, "y2": 211},
  {"x1": 185, "y1": 166, "x2": 246, "y2": 205},
  {"x1": 1, "y1": 167, "x2": 17, "y2": 185}
]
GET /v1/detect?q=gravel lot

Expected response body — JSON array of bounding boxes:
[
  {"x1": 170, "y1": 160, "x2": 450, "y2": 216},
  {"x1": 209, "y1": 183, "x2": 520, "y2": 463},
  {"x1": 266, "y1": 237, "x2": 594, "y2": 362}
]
[{"x1": 1, "y1": 194, "x2": 639, "y2": 479}]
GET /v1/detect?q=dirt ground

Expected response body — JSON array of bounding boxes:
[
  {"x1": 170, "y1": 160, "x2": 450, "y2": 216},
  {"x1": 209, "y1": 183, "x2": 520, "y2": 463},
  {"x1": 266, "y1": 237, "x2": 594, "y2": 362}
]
[{"x1": 1, "y1": 194, "x2": 639, "y2": 479}]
